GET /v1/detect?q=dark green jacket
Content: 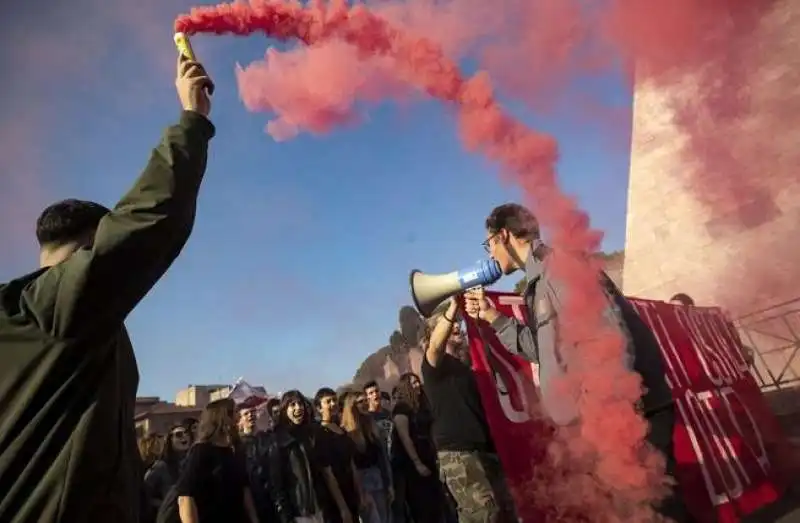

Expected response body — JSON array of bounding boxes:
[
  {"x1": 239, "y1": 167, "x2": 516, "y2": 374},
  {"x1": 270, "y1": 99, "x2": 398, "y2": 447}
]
[{"x1": 0, "y1": 111, "x2": 215, "y2": 523}]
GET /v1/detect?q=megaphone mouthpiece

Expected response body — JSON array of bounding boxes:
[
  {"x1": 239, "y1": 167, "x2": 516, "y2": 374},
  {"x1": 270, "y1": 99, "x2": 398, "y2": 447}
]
[{"x1": 409, "y1": 259, "x2": 502, "y2": 318}]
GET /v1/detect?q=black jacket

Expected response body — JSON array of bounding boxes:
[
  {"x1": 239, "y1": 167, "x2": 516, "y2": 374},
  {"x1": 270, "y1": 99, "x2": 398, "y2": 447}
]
[
  {"x1": 0, "y1": 112, "x2": 214, "y2": 523},
  {"x1": 240, "y1": 432, "x2": 277, "y2": 523},
  {"x1": 268, "y1": 427, "x2": 321, "y2": 523}
]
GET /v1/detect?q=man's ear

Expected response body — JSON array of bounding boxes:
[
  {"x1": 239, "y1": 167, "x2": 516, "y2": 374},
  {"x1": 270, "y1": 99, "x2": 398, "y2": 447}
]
[{"x1": 499, "y1": 228, "x2": 510, "y2": 244}]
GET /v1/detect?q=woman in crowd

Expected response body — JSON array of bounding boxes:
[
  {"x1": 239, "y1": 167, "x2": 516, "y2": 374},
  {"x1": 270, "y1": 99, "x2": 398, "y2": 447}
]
[
  {"x1": 391, "y1": 373, "x2": 443, "y2": 523},
  {"x1": 139, "y1": 433, "x2": 166, "y2": 473},
  {"x1": 340, "y1": 391, "x2": 393, "y2": 523},
  {"x1": 138, "y1": 433, "x2": 165, "y2": 523},
  {"x1": 354, "y1": 391, "x2": 369, "y2": 415},
  {"x1": 175, "y1": 398, "x2": 259, "y2": 523},
  {"x1": 268, "y1": 390, "x2": 325, "y2": 523},
  {"x1": 144, "y1": 423, "x2": 192, "y2": 522},
  {"x1": 182, "y1": 417, "x2": 199, "y2": 443}
]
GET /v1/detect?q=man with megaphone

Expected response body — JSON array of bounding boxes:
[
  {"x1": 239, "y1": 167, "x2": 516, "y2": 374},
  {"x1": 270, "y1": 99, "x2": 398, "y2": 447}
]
[{"x1": 463, "y1": 203, "x2": 691, "y2": 523}]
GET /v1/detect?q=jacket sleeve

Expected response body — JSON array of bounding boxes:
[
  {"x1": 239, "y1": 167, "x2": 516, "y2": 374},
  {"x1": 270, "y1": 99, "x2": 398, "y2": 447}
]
[
  {"x1": 490, "y1": 314, "x2": 539, "y2": 363},
  {"x1": 25, "y1": 111, "x2": 215, "y2": 339},
  {"x1": 256, "y1": 434, "x2": 272, "y2": 491},
  {"x1": 267, "y1": 439, "x2": 293, "y2": 523}
]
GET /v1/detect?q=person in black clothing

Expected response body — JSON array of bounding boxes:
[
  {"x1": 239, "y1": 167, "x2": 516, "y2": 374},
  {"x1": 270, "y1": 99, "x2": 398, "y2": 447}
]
[
  {"x1": 313, "y1": 388, "x2": 362, "y2": 523},
  {"x1": 0, "y1": 55, "x2": 214, "y2": 523},
  {"x1": 265, "y1": 398, "x2": 281, "y2": 429},
  {"x1": 183, "y1": 418, "x2": 200, "y2": 444},
  {"x1": 421, "y1": 299, "x2": 517, "y2": 523},
  {"x1": 237, "y1": 406, "x2": 277, "y2": 523},
  {"x1": 175, "y1": 399, "x2": 259, "y2": 523},
  {"x1": 268, "y1": 390, "x2": 326, "y2": 523},
  {"x1": 364, "y1": 380, "x2": 393, "y2": 451},
  {"x1": 340, "y1": 392, "x2": 393, "y2": 523},
  {"x1": 391, "y1": 373, "x2": 443, "y2": 523},
  {"x1": 144, "y1": 424, "x2": 191, "y2": 522}
]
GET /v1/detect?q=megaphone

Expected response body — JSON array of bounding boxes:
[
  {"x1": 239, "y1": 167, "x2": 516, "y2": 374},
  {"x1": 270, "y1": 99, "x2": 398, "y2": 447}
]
[{"x1": 409, "y1": 259, "x2": 503, "y2": 318}]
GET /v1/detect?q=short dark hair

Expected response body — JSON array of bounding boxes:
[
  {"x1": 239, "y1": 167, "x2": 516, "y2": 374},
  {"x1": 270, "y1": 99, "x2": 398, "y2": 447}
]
[
  {"x1": 314, "y1": 387, "x2": 337, "y2": 408},
  {"x1": 36, "y1": 199, "x2": 110, "y2": 247},
  {"x1": 485, "y1": 203, "x2": 539, "y2": 240},
  {"x1": 363, "y1": 380, "x2": 379, "y2": 392},
  {"x1": 380, "y1": 391, "x2": 391, "y2": 402},
  {"x1": 670, "y1": 293, "x2": 695, "y2": 306}
]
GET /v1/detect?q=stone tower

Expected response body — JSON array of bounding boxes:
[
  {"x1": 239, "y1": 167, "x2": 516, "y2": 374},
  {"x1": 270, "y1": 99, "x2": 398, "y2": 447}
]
[{"x1": 622, "y1": 0, "x2": 800, "y2": 390}]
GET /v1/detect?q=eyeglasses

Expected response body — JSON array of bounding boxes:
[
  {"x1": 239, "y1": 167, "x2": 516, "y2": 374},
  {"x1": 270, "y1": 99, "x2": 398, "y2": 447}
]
[{"x1": 482, "y1": 233, "x2": 499, "y2": 254}]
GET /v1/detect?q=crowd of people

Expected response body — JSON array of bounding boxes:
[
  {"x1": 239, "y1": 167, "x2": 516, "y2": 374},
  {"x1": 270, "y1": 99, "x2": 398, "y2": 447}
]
[
  {"x1": 134, "y1": 293, "x2": 520, "y2": 523},
  {"x1": 1, "y1": 54, "x2": 695, "y2": 523},
  {"x1": 136, "y1": 376, "x2": 458, "y2": 523}
]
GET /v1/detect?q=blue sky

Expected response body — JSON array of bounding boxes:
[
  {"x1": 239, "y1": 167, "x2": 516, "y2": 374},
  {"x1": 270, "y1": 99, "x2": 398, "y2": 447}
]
[{"x1": 0, "y1": 0, "x2": 632, "y2": 400}]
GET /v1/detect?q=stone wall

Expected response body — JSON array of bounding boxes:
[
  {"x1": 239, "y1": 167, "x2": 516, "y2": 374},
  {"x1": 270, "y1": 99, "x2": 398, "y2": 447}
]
[{"x1": 623, "y1": 0, "x2": 800, "y2": 390}]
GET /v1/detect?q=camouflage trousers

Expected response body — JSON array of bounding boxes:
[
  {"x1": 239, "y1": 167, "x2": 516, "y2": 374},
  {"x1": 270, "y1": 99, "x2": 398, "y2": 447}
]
[{"x1": 438, "y1": 450, "x2": 518, "y2": 523}]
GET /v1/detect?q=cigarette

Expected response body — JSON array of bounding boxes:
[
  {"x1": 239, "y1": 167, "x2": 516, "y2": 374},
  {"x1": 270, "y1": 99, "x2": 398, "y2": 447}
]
[{"x1": 174, "y1": 32, "x2": 196, "y2": 60}]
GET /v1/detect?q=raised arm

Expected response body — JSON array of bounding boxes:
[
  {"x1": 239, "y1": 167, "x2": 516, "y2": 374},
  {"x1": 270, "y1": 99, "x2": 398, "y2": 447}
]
[
  {"x1": 424, "y1": 298, "x2": 460, "y2": 368},
  {"x1": 27, "y1": 57, "x2": 215, "y2": 339}
]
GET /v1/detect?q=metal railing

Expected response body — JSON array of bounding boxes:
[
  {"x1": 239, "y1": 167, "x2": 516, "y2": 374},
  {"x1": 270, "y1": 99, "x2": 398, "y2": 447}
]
[{"x1": 734, "y1": 297, "x2": 800, "y2": 392}]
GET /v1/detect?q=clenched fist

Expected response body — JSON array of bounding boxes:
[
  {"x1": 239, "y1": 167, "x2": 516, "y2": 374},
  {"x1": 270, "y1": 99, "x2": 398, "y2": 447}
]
[
  {"x1": 464, "y1": 288, "x2": 500, "y2": 323},
  {"x1": 176, "y1": 54, "x2": 214, "y2": 117}
]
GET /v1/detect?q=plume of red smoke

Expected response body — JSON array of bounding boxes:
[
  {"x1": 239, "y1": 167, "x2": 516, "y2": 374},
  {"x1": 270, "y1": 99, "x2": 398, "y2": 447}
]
[
  {"x1": 175, "y1": 1, "x2": 666, "y2": 521},
  {"x1": 175, "y1": 0, "x2": 795, "y2": 520}
]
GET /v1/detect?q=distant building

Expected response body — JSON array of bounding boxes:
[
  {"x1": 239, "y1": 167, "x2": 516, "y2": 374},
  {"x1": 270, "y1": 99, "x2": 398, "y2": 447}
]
[
  {"x1": 174, "y1": 384, "x2": 230, "y2": 408},
  {"x1": 135, "y1": 401, "x2": 203, "y2": 437},
  {"x1": 135, "y1": 383, "x2": 271, "y2": 437},
  {"x1": 136, "y1": 385, "x2": 227, "y2": 438},
  {"x1": 135, "y1": 396, "x2": 162, "y2": 417}
]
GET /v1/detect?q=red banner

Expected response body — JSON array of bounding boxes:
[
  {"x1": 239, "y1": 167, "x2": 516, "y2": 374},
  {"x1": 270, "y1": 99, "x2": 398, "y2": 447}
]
[{"x1": 464, "y1": 291, "x2": 790, "y2": 523}]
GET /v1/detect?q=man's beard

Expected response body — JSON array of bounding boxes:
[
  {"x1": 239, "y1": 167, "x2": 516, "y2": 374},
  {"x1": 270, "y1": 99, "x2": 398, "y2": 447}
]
[{"x1": 447, "y1": 340, "x2": 470, "y2": 365}]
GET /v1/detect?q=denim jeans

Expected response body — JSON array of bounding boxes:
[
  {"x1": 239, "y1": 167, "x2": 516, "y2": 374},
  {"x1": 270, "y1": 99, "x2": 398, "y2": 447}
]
[{"x1": 356, "y1": 466, "x2": 390, "y2": 523}]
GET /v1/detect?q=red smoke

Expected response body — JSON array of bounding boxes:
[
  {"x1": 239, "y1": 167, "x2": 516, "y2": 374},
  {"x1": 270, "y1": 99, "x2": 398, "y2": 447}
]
[
  {"x1": 175, "y1": 0, "x2": 792, "y2": 520},
  {"x1": 175, "y1": 1, "x2": 661, "y2": 520}
]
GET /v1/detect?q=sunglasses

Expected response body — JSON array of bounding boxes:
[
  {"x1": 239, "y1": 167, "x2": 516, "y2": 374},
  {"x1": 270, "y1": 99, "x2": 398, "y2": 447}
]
[{"x1": 171, "y1": 430, "x2": 188, "y2": 439}]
